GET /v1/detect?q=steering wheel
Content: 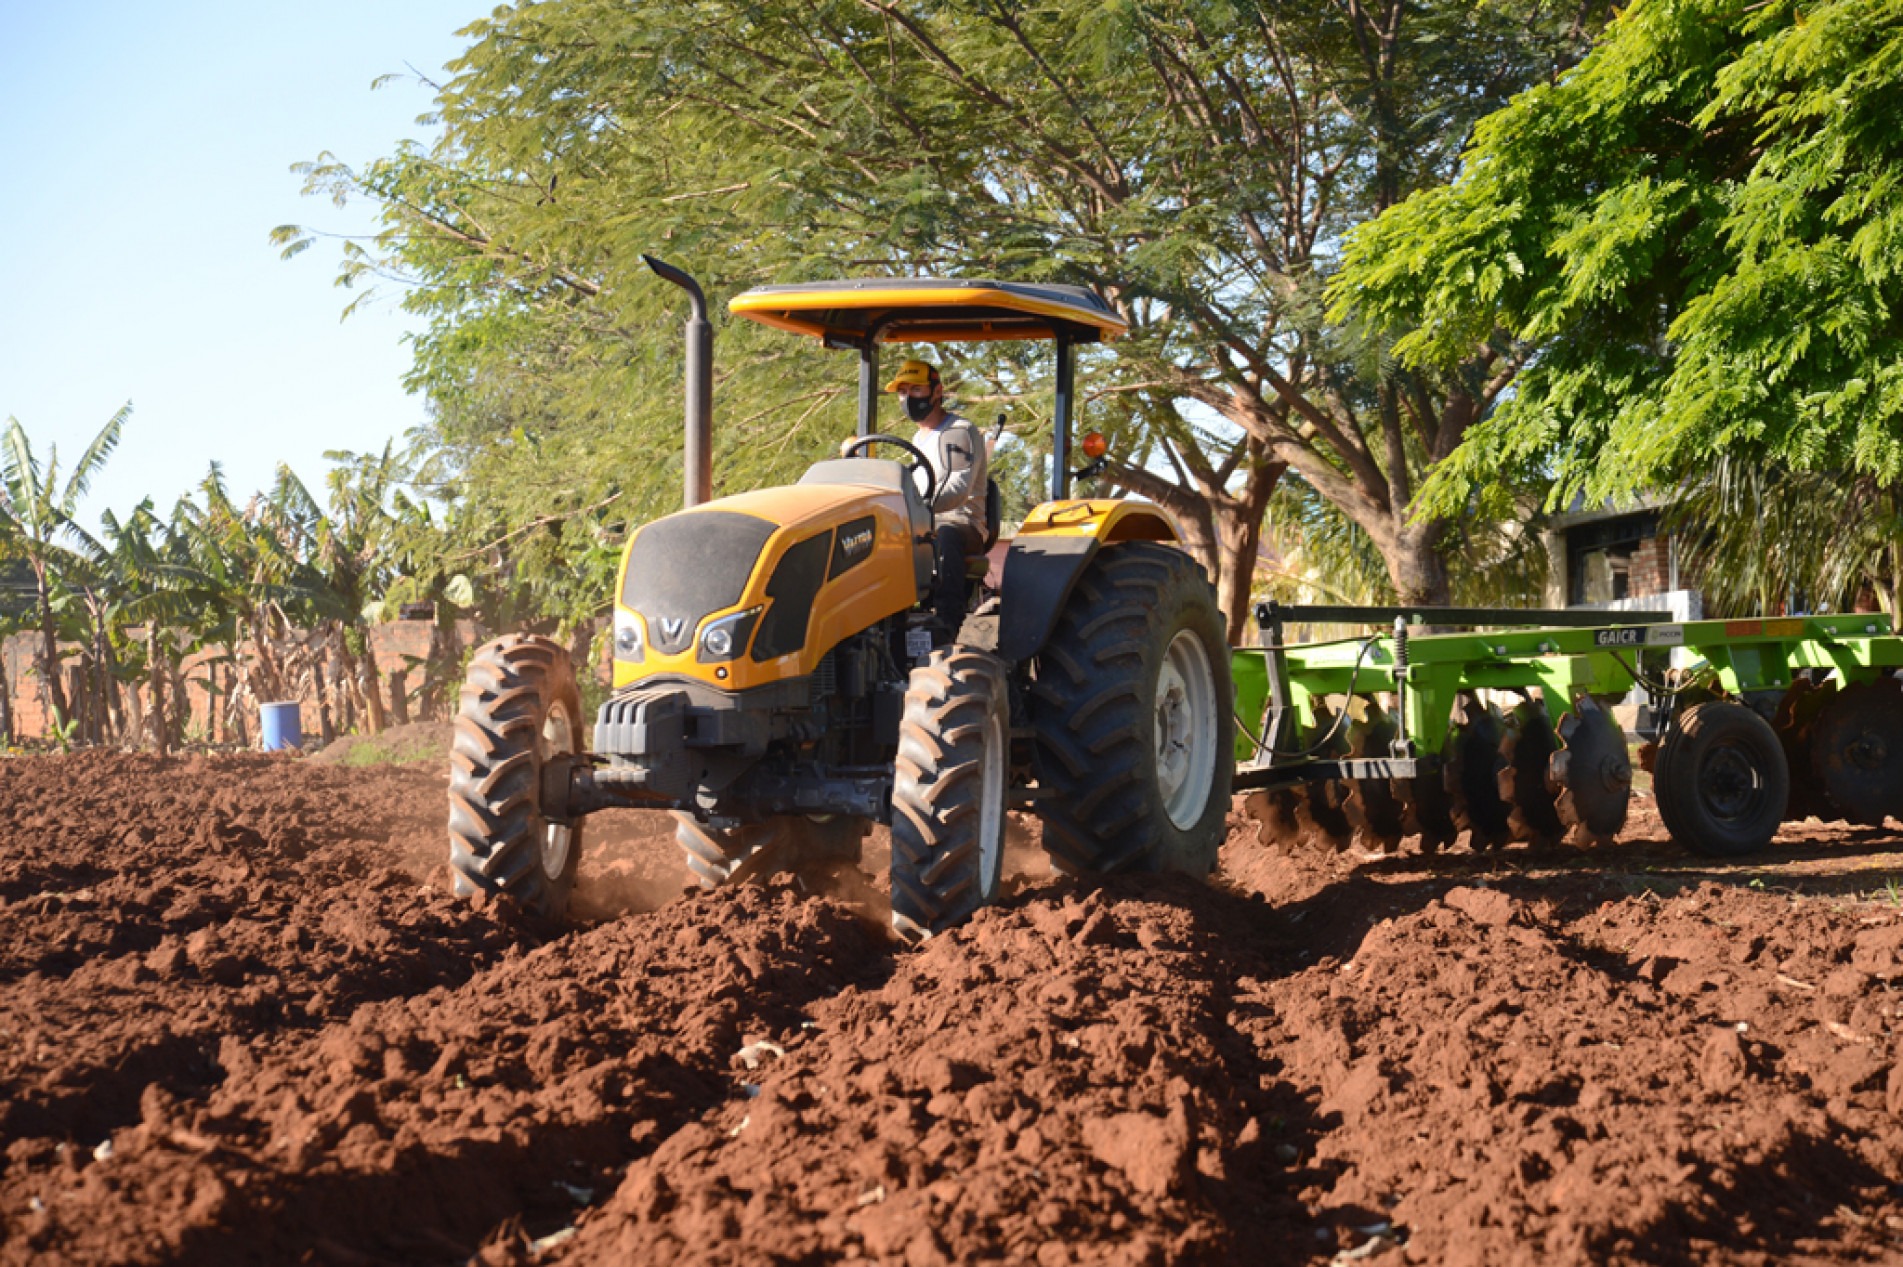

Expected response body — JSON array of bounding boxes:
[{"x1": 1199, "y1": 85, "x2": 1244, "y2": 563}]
[{"x1": 840, "y1": 434, "x2": 937, "y2": 507}]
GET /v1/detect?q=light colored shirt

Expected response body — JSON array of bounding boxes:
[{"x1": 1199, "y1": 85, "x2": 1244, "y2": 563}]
[{"x1": 913, "y1": 411, "x2": 987, "y2": 539}]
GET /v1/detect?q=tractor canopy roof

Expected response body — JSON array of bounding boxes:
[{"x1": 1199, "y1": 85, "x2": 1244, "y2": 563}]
[{"x1": 728, "y1": 278, "x2": 1126, "y2": 345}]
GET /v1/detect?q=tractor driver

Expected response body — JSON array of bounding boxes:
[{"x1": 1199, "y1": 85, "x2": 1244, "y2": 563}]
[{"x1": 886, "y1": 358, "x2": 988, "y2": 638}]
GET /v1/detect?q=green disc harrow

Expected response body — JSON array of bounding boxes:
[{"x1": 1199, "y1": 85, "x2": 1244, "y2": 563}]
[{"x1": 1232, "y1": 605, "x2": 1903, "y2": 858}]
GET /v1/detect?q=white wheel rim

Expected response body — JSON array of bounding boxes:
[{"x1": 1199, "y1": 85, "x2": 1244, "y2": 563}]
[
  {"x1": 541, "y1": 702, "x2": 576, "y2": 878},
  {"x1": 1156, "y1": 629, "x2": 1219, "y2": 831},
  {"x1": 979, "y1": 688, "x2": 1006, "y2": 896}
]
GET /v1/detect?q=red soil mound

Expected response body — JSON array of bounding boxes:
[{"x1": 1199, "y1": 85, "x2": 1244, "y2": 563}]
[{"x1": 1, "y1": 751, "x2": 1900, "y2": 1264}]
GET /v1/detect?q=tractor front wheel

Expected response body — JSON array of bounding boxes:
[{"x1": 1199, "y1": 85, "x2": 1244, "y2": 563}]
[
  {"x1": 447, "y1": 635, "x2": 586, "y2": 919},
  {"x1": 890, "y1": 647, "x2": 1011, "y2": 943},
  {"x1": 1031, "y1": 542, "x2": 1234, "y2": 876}
]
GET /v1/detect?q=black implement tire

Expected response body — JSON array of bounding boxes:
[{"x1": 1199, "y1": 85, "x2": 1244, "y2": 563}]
[
  {"x1": 674, "y1": 814, "x2": 869, "y2": 888},
  {"x1": 447, "y1": 635, "x2": 585, "y2": 919},
  {"x1": 1030, "y1": 542, "x2": 1234, "y2": 876},
  {"x1": 1655, "y1": 701, "x2": 1789, "y2": 857},
  {"x1": 891, "y1": 647, "x2": 1010, "y2": 943}
]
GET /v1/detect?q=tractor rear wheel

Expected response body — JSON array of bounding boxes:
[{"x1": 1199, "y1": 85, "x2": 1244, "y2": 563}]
[
  {"x1": 1031, "y1": 542, "x2": 1234, "y2": 876},
  {"x1": 447, "y1": 635, "x2": 586, "y2": 919},
  {"x1": 674, "y1": 814, "x2": 868, "y2": 888},
  {"x1": 890, "y1": 647, "x2": 1010, "y2": 943},
  {"x1": 1655, "y1": 701, "x2": 1789, "y2": 857}
]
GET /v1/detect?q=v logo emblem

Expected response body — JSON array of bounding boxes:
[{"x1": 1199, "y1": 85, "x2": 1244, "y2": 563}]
[{"x1": 659, "y1": 617, "x2": 686, "y2": 642}]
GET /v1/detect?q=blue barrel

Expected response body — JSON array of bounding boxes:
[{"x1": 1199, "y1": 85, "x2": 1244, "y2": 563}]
[{"x1": 260, "y1": 702, "x2": 304, "y2": 751}]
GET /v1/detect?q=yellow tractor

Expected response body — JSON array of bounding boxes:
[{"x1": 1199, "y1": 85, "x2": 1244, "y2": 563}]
[{"x1": 447, "y1": 259, "x2": 1233, "y2": 939}]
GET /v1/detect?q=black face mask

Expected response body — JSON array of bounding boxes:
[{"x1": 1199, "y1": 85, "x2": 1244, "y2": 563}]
[{"x1": 903, "y1": 393, "x2": 936, "y2": 423}]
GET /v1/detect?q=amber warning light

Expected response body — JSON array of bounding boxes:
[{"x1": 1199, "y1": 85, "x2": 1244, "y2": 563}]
[{"x1": 1080, "y1": 431, "x2": 1108, "y2": 460}]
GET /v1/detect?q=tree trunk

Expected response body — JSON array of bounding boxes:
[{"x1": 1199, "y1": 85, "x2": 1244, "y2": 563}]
[
  {"x1": 1213, "y1": 456, "x2": 1286, "y2": 643},
  {"x1": 387, "y1": 665, "x2": 411, "y2": 726},
  {"x1": 1386, "y1": 521, "x2": 1453, "y2": 607},
  {"x1": 246, "y1": 613, "x2": 289, "y2": 707},
  {"x1": 340, "y1": 635, "x2": 385, "y2": 735},
  {"x1": 169, "y1": 654, "x2": 189, "y2": 749},
  {"x1": 32, "y1": 569, "x2": 69, "y2": 728},
  {"x1": 146, "y1": 625, "x2": 169, "y2": 755},
  {"x1": 91, "y1": 612, "x2": 125, "y2": 745},
  {"x1": 121, "y1": 667, "x2": 144, "y2": 751},
  {"x1": 67, "y1": 664, "x2": 88, "y2": 746},
  {"x1": 227, "y1": 658, "x2": 250, "y2": 748},
  {"x1": 328, "y1": 628, "x2": 355, "y2": 734},
  {"x1": 314, "y1": 640, "x2": 337, "y2": 747},
  {"x1": 0, "y1": 641, "x2": 13, "y2": 746}
]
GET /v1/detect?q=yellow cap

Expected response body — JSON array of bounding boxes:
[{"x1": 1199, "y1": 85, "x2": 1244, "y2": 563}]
[{"x1": 884, "y1": 359, "x2": 938, "y2": 393}]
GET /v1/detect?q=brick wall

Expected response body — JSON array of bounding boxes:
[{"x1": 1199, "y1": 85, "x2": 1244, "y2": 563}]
[
  {"x1": 1627, "y1": 533, "x2": 1672, "y2": 598},
  {"x1": 2, "y1": 634, "x2": 52, "y2": 739}
]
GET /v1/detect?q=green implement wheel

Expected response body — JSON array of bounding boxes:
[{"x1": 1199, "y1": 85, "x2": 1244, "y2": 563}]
[
  {"x1": 1655, "y1": 700, "x2": 1789, "y2": 857},
  {"x1": 1810, "y1": 677, "x2": 1903, "y2": 826}
]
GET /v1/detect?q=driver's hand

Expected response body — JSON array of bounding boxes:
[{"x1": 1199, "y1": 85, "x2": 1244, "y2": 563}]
[{"x1": 839, "y1": 438, "x2": 858, "y2": 458}]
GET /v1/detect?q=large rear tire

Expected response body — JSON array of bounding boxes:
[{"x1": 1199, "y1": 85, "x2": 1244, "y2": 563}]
[
  {"x1": 890, "y1": 647, "x2": 1010, "y2": 943},
  {"x1": 673, "y1": 813, "x2": 869, "y2": 888},
  {"x1": 447, "y1": 635, "x2": 585, "y2": 919},
  {"x1": 1030, "y1": 542, "x2": 1234, "y2": 876}
]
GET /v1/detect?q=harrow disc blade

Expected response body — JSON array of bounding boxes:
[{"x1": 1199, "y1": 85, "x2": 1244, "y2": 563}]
[
  {"x1": 1498, "y1": 696, "x2": 1564, "y2": 847},
  {"x1": 1291, "y1": 702, "x2": 1355, "y2": 852},
  {"x1": 1445, "y1": 691, "x2": 1511, "y2": 850},
  {"x1": 1810, "y1": 677, "x2": 1903, "y2": 826},
  {"x1": 1240, "y1": 789, "x2": 1305, "y2": 854},
  {"x1": 1772, "y1": 677, "x2": 1838, "y2": 822},
  {"x1": 1292, "y1": 780, "x2": 1355, "y2": 852},
  {"x1": 1393, "y1": 770, "x2": 1456, "y2": 853},
  {"x1": 1548, "y1": 696, "x2": 1631, "y2": 845},
  {"x1": 1343, "y1": 699, "x2": 1406, "y2": 853}
]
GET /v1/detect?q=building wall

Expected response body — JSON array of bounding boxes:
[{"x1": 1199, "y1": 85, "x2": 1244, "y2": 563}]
[{"x1": 1627, "y1": 532, "x2": 1674, "y2": 598}]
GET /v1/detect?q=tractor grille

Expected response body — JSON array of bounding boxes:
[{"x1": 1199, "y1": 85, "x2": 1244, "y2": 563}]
[{"x1": 622, "y1": 512, "x2": 777, "y2": 655}]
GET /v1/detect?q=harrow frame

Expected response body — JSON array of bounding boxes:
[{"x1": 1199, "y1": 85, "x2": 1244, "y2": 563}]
[{"x1": 1231, "y1": 603, "x2": 1903, "y2": 856}]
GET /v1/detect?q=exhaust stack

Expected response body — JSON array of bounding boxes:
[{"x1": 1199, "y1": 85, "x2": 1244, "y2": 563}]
[{"x1": 643, "y1": 255, "x2": 713, "y2": 509}]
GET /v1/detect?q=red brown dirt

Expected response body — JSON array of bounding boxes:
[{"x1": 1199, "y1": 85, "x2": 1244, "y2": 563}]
[{"x1": 2, "y1": 750, "x2": 1901, "y2": 1264}]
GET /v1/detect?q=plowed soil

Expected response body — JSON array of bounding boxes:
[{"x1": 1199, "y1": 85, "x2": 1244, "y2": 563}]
[{"x1": 4, "y1": 749, "x2": 1902, "y2": 1265}]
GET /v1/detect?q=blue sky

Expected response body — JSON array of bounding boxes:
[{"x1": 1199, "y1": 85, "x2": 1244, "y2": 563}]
[{"x1": 0, "y1": 0, "x2": 479, "y2": 529}]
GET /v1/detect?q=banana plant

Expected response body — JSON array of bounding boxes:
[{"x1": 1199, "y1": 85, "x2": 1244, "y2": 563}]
[{"x1": 0, "y1": 408, "x2": 129, "y2": 740}]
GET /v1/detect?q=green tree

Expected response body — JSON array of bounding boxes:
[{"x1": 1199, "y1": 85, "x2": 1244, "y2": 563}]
[
  {"x1": 90, "y1": 499, "x2": 197, "y2": 751},
  {"x1": 284, "y1": 0, "x2": 1605, "y2": 631},
  {"x1": 0, "y1": 408, "x2": 128, "y2": 734},
  {"x1": 1332, "y1": 0, "x2": 1903, "y2": 532},
  {"x1": 171, "y1": 465, "x2": 326, "y2": 743},
  {"x1": 268, "y1": 450, "x2": 415, "y2": 736},
  {"x1": 1662, "y1": 457, "x2": 1903, "y2": 619}
]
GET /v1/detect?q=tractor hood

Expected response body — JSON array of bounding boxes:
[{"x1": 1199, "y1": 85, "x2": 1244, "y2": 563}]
[{"x1": 613, "y1": 477, "x2": 924, "y2": 692}]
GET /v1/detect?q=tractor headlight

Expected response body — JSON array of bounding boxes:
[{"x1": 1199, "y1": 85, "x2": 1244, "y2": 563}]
[
  {"x1": 614, "y1": 611, "x2": 645, "y2": 663},
  {"x1": 698, "y1": 606, "x2": 762, "y2": 663}
]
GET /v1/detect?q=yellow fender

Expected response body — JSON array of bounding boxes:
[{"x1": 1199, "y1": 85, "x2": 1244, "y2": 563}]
[
  {"x1": 1015, "y1": 498, "x2": 1180, "y2": 544},
  {"x1": 997, "y1": 499, "x2": 1182, "y2": 662}
]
